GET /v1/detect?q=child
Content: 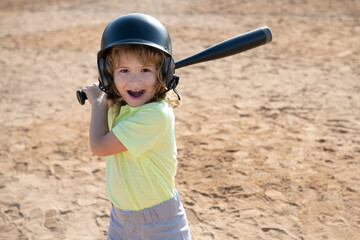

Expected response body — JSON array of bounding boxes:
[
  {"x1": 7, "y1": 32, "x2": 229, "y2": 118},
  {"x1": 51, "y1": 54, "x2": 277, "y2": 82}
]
[{"x1": 81, "y1": 13, "x2": 191, "y2": 239}]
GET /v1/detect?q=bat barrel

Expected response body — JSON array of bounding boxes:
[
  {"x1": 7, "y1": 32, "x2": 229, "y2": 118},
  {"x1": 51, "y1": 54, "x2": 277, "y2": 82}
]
[{"x1": 175, "y1": 27, "x2": 272, "y2": 69}]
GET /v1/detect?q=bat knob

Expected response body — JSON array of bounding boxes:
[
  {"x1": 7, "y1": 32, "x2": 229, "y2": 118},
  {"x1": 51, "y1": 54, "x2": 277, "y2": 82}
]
[{"x1": 76, "y1": 90, "x2": 87, "y2": 105}]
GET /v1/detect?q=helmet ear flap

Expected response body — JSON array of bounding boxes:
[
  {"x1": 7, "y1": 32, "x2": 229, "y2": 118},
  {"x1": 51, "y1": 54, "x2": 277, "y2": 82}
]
[
  {"x1": 162, "y1": 56, "x2": 175, "y2": 89},
  {"x1": 97, "y1": 53, "x2": 112, "y2": 92},
  {"x1": 162, "y1": 56, "x2": 181, "y2": 100}
]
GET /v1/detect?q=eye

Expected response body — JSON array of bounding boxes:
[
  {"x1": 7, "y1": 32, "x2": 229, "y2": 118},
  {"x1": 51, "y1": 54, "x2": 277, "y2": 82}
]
[
  {"x1": 119, "y1": 69, "x2": 129, "y2": 73},
  {"x1": 142, "y1": 68, "x2": 151, "y2": 73}
]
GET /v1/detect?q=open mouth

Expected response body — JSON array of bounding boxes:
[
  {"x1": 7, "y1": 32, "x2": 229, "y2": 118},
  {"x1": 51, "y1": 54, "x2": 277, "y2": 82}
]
[{"x1": 127, "y1": 90, "x2": 145, "y2": 98}]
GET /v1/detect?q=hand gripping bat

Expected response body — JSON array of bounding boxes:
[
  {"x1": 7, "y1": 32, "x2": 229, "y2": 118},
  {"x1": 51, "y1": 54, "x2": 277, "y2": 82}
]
[{"x1": 76, "y1": 27, "x2": 272, "y2": 104}]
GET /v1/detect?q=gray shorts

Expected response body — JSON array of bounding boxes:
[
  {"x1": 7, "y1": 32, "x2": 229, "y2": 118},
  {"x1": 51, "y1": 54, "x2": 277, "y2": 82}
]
[{"x1": 107, "y1": 190, "x2": 191, "y2": 240}]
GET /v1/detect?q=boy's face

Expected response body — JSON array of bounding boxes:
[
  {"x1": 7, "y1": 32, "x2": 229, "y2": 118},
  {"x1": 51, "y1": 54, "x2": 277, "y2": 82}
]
[{"x1": 113, "y1": 51, "x2": 158, "y2": 107}]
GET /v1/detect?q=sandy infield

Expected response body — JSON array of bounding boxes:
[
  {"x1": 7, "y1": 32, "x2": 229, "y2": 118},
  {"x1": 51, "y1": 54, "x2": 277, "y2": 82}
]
[{"x1": 1, "y1": 0, "x2": 359, "y2": 239}]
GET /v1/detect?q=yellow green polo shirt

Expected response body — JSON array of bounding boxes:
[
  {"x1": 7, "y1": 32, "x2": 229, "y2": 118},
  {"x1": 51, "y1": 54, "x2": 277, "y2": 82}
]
[{"x1": 106, "y1": 100, "x2": 177, "y2": 211}]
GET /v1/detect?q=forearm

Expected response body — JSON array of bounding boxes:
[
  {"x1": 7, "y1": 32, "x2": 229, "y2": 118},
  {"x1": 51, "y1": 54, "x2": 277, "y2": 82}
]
[{"x1": 89, "y1": 96, "x2": 109, "y2": 155}]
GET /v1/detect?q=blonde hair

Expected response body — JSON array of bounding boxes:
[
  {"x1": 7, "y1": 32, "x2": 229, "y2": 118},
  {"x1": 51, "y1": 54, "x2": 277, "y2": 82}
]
[{"x1": 105, "y1": 45, "x2": 179, "y2": 115}]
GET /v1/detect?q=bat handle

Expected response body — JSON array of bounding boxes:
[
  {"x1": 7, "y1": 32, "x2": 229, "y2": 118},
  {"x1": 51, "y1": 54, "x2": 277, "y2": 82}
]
[{"x1": 76, "y1": 90, "x2": 87, "y2": 105}]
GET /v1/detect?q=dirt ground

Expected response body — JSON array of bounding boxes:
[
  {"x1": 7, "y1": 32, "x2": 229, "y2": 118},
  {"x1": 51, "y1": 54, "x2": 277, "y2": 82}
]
[{"x1": 1, "y1": 0, "x2": 360, "y2": 239}]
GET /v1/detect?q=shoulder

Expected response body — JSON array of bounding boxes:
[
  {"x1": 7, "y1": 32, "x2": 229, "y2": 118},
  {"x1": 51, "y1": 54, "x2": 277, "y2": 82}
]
[
  {"x1": 140, "y1": 101, "x2": 173, "y2": 116},
  {"x1": 135, "y1": 101, "x2": 174, "y2": 125}
]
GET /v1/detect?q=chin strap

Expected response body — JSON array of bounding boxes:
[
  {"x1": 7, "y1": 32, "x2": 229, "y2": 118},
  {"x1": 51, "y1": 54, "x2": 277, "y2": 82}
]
[
  {"x1": 161, "y1": 75, "x2": 181, "y2": 100},
  {"x1": 173, "y1": 88, "x2": 181, "y2": 100}
]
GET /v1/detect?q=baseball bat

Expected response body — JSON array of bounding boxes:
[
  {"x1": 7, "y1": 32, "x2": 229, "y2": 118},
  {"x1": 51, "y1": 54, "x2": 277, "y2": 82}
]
[
  {"x1": 76, "y1": 27, "x2": 272, "y2": 104},
  {"x1": 175, "y1": 26, "x2": 272, "y2": 69}
]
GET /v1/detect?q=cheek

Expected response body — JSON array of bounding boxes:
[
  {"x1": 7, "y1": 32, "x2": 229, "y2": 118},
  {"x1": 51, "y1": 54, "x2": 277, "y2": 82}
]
[
  {"x1": 114, "y1": 76, "x2": 126, "y2": 91},
  {"x1": 146, "y1": 74, "x2": 159, "y2": 89}
]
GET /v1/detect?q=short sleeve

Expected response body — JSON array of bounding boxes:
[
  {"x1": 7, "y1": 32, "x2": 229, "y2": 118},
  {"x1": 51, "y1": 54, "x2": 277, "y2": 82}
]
[{"x1": 112, "y1": 105, "x2": 166, "y2": 157}]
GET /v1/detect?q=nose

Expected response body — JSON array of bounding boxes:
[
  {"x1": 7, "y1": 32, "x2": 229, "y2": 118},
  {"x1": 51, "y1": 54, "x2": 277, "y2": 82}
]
[{"x1": 129, "y1": 72, "x2": 142, "y2": 85}]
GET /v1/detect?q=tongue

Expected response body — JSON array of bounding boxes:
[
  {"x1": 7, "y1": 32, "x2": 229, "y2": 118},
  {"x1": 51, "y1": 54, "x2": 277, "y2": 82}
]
[{"x1": 129, "y1": 90, "x2": 144, "y2": 98}]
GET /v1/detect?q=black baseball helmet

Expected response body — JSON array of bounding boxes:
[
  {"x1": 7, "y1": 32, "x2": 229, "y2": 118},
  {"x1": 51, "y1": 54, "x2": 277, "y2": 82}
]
[{"x1": 97, "y1": 13, "x2": 177, "y2": 95}]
